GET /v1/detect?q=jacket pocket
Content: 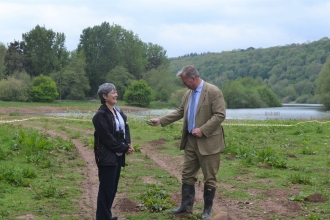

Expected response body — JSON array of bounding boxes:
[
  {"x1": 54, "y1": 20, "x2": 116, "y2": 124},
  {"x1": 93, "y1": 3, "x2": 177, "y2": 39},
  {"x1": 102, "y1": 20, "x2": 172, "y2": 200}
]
[{"x1": 95, "y1": 144, "x2": 116, "y2": 165}]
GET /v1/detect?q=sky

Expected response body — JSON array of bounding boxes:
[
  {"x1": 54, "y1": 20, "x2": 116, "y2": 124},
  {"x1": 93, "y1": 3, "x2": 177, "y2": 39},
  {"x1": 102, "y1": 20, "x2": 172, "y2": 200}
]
[{"x1": 1, "y1": 0, "x2": 330, "y2": 58}]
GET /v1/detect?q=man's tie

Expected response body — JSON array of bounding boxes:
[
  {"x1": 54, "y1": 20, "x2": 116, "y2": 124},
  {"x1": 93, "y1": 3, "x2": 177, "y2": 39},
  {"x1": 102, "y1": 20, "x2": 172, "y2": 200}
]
[{"x1": 188, "y1": 90, "x2": 196, "y2": 133}]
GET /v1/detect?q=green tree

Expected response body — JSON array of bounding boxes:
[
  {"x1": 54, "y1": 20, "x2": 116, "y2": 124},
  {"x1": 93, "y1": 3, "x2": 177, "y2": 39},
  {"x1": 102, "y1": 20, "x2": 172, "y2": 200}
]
[
  {"x1": 51, "y1": 50, "x2": 90, "y2": 100},
  {"x1": 257, "y1": 86, "x2": 282, "y2": 107},
  {"x1": 123, "y1": 80, "x2": 153, "y2": 107},
  {"x1": 4, "y1": 41, "x2": 25, "y2": 76},
  {"x1": 113, "y1": 25, "x2": 147, "y2": 79},
  {"x1": 79, "y1": 22, "x2": 120, "y2": 95},
  {"x1": 29, "y1": 75, "x2": 58, "y2": 102},
  {"x1": 144, "y1": 42, "x2": 169, "y2": 71},
  {"x1": 222, "y1": 77, "x2": 281, "y2": 108},
  {"x1": 143, "y1": 65, "x2": 178, "y2": 102},
  {"x1": 78, "y1": 22, "x2": 147, "y2": 96},
  {"x1": 316, "y1": 58, "x2": 330, "y2": 109},
  {"x1": 105, "y1": 66, "x2": 135, "y2": 100},
  {"x1": 0, "y1": 43, "x2": 6, "y2": 80},
  {"x1": 21, "y1": 25, "x2": 69, "y2": 77}
]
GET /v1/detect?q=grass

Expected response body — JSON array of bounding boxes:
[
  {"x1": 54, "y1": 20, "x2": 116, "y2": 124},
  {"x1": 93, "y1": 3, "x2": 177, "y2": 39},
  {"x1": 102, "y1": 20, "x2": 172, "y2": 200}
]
[
  {"x1": 0, "y1": 124, "x2": 86, "y2": 219},
  {"x1": 0, "y1": 102, "x2": 329, "y2": 219}
]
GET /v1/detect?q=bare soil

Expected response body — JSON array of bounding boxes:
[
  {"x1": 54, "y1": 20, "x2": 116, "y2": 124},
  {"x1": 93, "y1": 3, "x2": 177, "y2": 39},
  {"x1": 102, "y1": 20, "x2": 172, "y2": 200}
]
[{"x1": 3, "y1": 106, "x2": 327, "y2": 220}]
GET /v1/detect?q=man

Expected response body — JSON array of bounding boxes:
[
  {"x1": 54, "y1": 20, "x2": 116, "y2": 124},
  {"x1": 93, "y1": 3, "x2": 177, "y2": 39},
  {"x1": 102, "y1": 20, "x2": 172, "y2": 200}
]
[{"x1": 149, "y1": 65, "x2": 226, "y2": 220}]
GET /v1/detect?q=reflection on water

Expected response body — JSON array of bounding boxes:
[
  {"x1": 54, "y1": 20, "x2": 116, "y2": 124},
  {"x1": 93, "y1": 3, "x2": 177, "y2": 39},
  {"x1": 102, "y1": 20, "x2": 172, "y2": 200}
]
[{"x1": 44, "y1": 104, "x2": 330, "y2": 121}]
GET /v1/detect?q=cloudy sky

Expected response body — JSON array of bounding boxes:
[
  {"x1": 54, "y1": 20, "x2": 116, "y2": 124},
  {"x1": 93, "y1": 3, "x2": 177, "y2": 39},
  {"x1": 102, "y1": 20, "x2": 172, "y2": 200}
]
[{"x1": 1, "y1": 0, "x2": 330, "y2": 58}]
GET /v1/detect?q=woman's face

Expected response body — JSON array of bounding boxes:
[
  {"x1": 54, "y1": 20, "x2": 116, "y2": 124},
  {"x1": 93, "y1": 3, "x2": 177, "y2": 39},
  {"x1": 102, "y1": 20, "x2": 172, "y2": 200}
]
[{"x1": 103, "y1": 90, "x2": 118, "y2": 106}]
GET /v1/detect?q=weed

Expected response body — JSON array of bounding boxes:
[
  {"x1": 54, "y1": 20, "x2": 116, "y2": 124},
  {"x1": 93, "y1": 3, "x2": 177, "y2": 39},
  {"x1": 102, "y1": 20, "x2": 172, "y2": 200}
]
[
  {"x1": 0, "y1": 210, "x2": 10, "y2": 217},
  {"x1": 293, "y1": 130, "x2": 302, "y2": 135},
  {"x1": 306, "y1": 213, "x2": 323, "y2": 220},
  {"x1": 22, "y1": 167, "x2": 37, "y2": 178},
  {"x1": 0, "y1": 148, "x2": 8, "y2": 160},
  {"x1": 301, "y1": 146, "x2": 316, "y2": 155},
  {"x1": 53, "y1": 137, "x2": 74, "y2": 151},
  {"x1": 9, "y1": 111, "x2": 20, "y2": 116},
  {"x1": 316, "y1": 125, "x2": 323, "y2": 133},
  {"x1": 42, "y1": 185, "x2": 66, "y2": 198},
  {"x1": 133, "y1": 143, "x2": 142, "y2": 153},
  {"x1": 139, "y1": 183, "x2": 175, "y2": 212},
  {"x1": 289, "y1": 191, "x2": 309, "y2": 201},
  {"x1": 288, "y1": 174, "x2": 313, "y2": 185},
  {"x1": 70, "y1": 131, "x2": 82, "y2": 139}
]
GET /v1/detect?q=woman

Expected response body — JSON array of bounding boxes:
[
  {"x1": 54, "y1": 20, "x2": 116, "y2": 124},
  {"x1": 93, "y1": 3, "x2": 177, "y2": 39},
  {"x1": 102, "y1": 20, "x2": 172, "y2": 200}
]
[{"x1": 92, "y1": 83, "x2": 134, "y2": 220}]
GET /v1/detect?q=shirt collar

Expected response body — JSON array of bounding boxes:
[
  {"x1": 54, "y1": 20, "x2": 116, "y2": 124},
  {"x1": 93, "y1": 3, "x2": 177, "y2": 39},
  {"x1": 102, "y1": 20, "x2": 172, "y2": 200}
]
[{"x1": 194, "y1": 80, "x2": 203, "y2": 93}]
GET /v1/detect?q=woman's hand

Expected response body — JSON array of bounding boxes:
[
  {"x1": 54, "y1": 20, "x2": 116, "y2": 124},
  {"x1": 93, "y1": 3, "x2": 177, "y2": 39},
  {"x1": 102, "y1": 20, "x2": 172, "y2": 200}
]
[{"x1": 126, "y1": 144, "x2": 135, "y2": 155}]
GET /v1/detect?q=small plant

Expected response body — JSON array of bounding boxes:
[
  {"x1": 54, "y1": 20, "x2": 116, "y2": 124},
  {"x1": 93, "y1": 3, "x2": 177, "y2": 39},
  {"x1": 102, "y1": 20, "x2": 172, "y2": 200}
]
[
  {"x1": 139, "y1": 183, "x2": 175, "y2": 212},
  {"x1": 33, "y1": 185, "x2": 66, "y2": 199},
  {"x1": 1, "y1": 168, "x2": 28, "y2": 186},
  {"x1": 42, "y1": 185, "x2": 66, "y2": 198},
  {"x1": 70, "y1": 131, "x2": 82, "y2": 139},
  {"x1": 293, "y1": 130, "x2": 302, "y2": 135},
  {"x1": 26, "y1": 152, "x2": 47, "y2": 165},
  {"x1": 289, "y1": 191, "x2": 309, "y2": 201},
  {"x1": 0, "y1": 148, "x2": 8, "y2": 160},
  {"x1": 9, "y1": 111, "x2": 20, "y2": 116},
  {"x1": 306, "y1": 213, "x2": 323, "y2": 220},
  {"x1": 316, "y1": 125, "x2": 323, "y2": 133},
  {"x1": 288, "y1": 174, "x2": 313, "y2": 185},
  {"x1": 53, "y1": 137, "x2": 74, "y2": 151},
  {"x1": 0, "y1": 210, "x2": 10, "y2": 217},
  {"x1": 133, "y1": 143, "x2": 142, "y2": 153},
  {"x1": 301, "y1": 147, "x2": 316, "y2": 155},
  {"x1": 22, "y1": 167, "x2": 37, "y2": 178}
]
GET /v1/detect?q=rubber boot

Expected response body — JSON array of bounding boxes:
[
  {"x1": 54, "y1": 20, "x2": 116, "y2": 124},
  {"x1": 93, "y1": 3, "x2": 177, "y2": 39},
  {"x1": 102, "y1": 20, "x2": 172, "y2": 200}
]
[
  {"x1": 169, "y1": 183, "x2": 195, "y2": 214},
  {"x1": 202, "y1": 187, "x2": 216, "y2": 220}
]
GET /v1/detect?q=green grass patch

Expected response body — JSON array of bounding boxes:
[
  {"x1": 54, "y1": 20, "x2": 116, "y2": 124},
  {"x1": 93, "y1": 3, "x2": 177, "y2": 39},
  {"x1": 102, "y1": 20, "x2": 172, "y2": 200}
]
[{"x1": 0, "y1": 124, "x2": 85, "y2": 219}]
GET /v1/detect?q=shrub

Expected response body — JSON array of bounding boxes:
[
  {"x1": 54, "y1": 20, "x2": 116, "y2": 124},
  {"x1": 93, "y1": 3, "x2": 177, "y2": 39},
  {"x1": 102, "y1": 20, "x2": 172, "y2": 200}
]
[
  {"x1": 124, "y1": 80, "x2": 153, "y2": 107},
  {"x1": 29, "y1": 75, "x2": 58, "y2": 102},
  {"x1": 0, "y1": 72, "x2": 32, "y2": 101}
]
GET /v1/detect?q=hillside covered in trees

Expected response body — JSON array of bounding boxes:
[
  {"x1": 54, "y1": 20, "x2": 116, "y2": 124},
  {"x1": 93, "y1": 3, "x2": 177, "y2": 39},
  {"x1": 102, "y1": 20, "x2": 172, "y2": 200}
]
[{"x1": 170, "y1": 37, "x2": 330, "y2": 104}]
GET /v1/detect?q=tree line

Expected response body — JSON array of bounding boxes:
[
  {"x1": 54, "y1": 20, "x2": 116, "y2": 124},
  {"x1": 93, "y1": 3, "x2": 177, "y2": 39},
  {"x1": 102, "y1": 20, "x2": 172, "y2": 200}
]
[
  {"x1": 0, "y1": 23, "x2": 329, "y2": 109},
  {"x1": 0, "y1": 22, "x2": 172, "y2": 105}
]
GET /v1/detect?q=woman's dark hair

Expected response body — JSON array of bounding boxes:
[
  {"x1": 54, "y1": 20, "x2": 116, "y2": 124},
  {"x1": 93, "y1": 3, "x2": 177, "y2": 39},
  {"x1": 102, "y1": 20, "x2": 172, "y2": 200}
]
[{"x1": 97, "y1": 83, "x2": 116, "y2": 104}]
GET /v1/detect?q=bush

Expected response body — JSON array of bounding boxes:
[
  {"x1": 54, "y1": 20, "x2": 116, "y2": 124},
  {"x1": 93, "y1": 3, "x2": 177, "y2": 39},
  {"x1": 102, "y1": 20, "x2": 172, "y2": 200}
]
[
  {"x1": 123, "y1": 80, "x2": 153, "y2": 107},
  {"x1": 0, "y1": 72, "x2": 32, "y2": 101},
  {"x1": 29, "y1": 75, "x2": 58, "y2": 102}
]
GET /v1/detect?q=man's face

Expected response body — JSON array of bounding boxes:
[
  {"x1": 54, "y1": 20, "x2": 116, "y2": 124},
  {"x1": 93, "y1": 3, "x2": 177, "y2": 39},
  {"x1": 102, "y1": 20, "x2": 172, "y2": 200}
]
[{"x1": 180, "y1": 74, "x2": 196, "y2": 90}]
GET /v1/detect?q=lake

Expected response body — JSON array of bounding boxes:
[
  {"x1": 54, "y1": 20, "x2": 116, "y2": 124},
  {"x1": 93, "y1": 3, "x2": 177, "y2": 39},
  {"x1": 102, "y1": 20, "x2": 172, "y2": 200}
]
[
  {"x1": 44, "y1": 104, "x2": 330, "y2": 120},
  {"x1": 129, "y1": 104, "x2": 330, "y2": 120}
]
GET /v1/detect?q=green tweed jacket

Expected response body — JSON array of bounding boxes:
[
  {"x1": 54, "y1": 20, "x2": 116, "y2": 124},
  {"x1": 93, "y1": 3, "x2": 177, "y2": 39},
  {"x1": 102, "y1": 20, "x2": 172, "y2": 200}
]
[{"x1": 160, "y1": 82, "x2": 226, "y2": 155}]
